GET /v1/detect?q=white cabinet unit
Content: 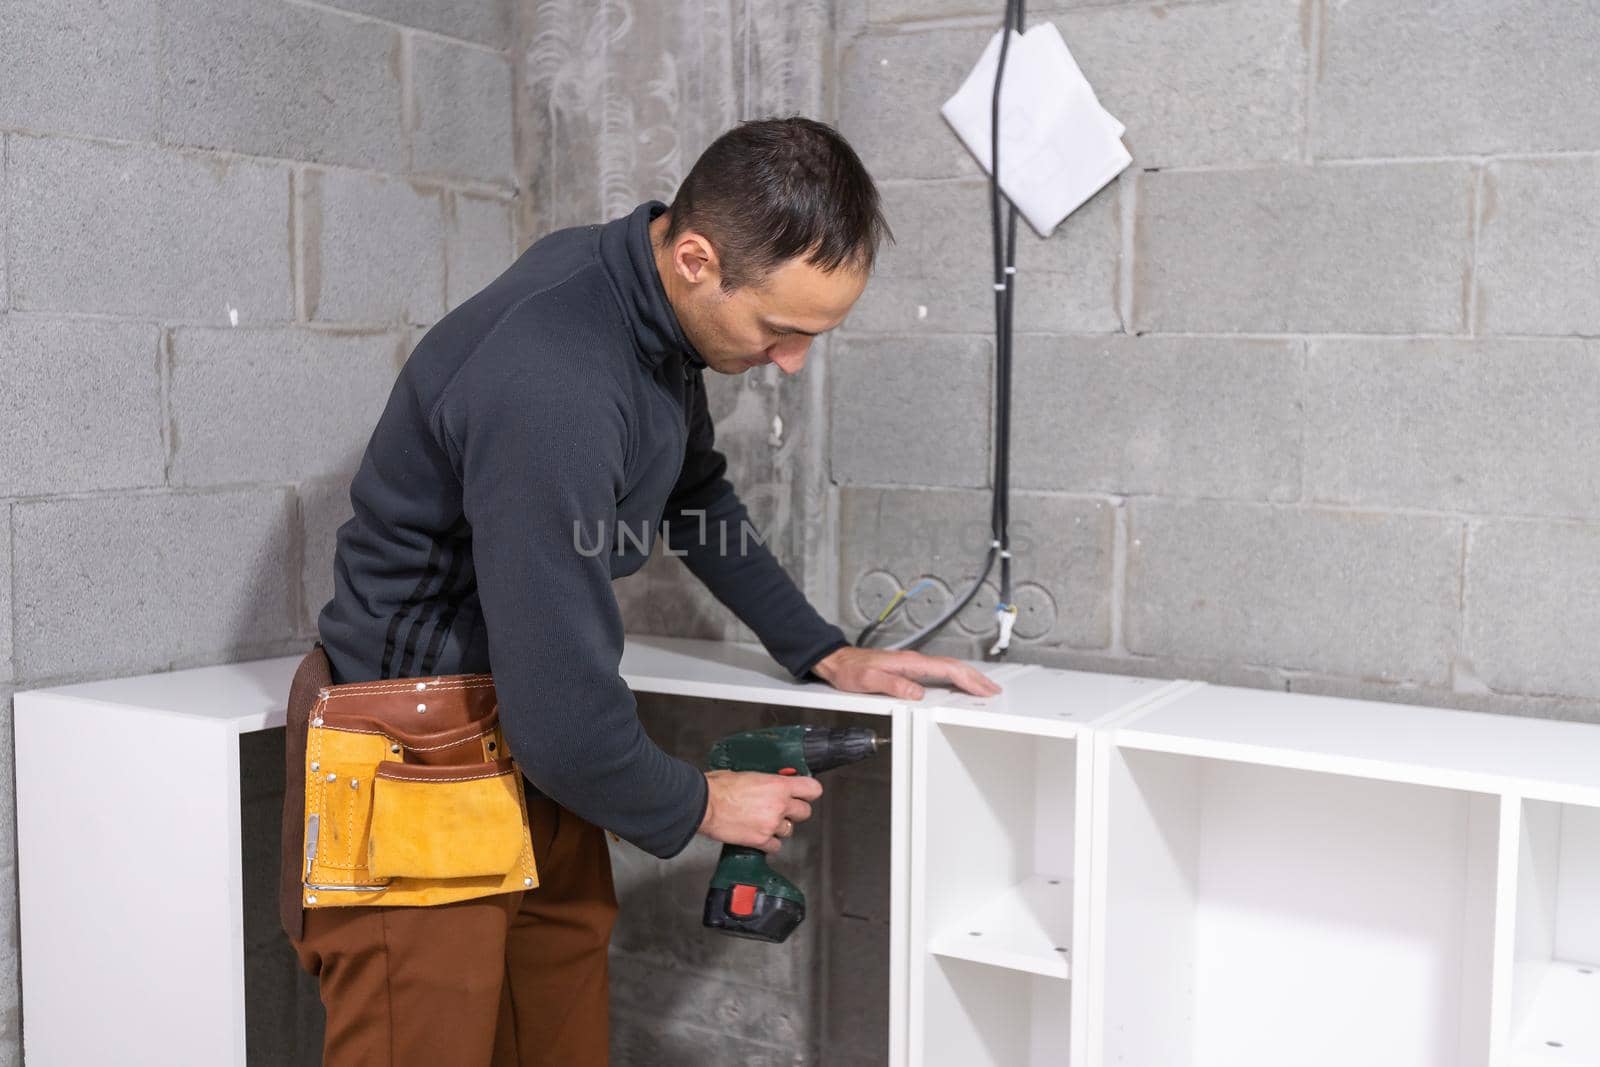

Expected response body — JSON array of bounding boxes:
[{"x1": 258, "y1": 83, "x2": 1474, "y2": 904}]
[
  {"x1": 907, "y1": 666, "x2": 1194, "y2": 1067},
  {"x1": 1090, "y1": 683, "x2": 1600, "y2": 1067},
  {"x1": 18, "y1": 639, "x2": 1600, "y2": 1067}
]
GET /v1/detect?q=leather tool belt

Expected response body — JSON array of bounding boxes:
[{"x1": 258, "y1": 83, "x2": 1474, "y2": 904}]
[{"x1": 281, "y1": 645, "x2": 539, "y2": 932}]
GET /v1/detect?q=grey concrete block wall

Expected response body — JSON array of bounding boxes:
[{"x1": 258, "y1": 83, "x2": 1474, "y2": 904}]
[
  {"x1": 412, "y1": 38, "x2": 517, "y2": 184},
  {"x1": 1133, "y1": 163, "x2": 1476, "y2": 334},
  {"x1": 160, "y1": 0, "x2": 408, "y2": 171},
  {"x1": 0, "y1": 318, "x2": 166, "y2": 497},
  {"x1": 167, "y1": 327, "x2": 404, "y2": 486},
  {"x1": 1012, "y1": 334, "x2": 1303, "y2": 501},
  {"x1": 0, "y1": 0, "x2": 159, "y2": 142},
  {"x1": 829, "y1": 334, "x2": 993, "y2": 488},
  {"x1": 833, "y1": 0, "x2": 1600, "y2": 724},
  {"x1": 7, "y1": 135, "x2": 293, "y2": 320},
  {"x1": 302, "y1": 169, "x2": 447, "y2": 323},
  {"x1": 1314, "y1": 0, "x2": 1600, "y2": 159},
  {"x1": 12, "y1": 489, "x2": 299, "y2": 680},
  {"x1": 1476, "y1": 157, "x2": 1600, "y2": 336},
  {"x1": 1303, "y1": 339, "x2": 1600, "y2": 517},
  {"x1": 2, "y1": 1, "x2": 518, "y2": 1060}
]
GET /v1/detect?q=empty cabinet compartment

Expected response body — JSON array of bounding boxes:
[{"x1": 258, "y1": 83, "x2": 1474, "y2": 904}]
[
  {"x1": 1096, "y1": 746, "x2": 1498, "y2": 1067},
  {"x1": 1507, "y1": 799, "x2": 1600, "y2": 1065}
]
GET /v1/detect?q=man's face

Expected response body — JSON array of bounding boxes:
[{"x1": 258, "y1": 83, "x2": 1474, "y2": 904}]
[{"x1": 653, "y1": 216, "x2": 869, "y2": 376}]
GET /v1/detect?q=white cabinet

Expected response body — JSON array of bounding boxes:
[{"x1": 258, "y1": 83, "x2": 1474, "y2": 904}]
[
  {"x1": 907, "y1": 666, "x2": 1193, "y2": 1067},
  {"x1": 17, "y1": 639, "x2": 1600, "y2": 1067},
  {"x1": 1090, "y1": 683, "x2": 1600, "y2": 1067}
]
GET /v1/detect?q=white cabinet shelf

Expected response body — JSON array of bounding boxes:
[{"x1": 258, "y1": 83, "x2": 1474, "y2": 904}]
[
  {"x1": 1509, "y1": 959, "x2": 1600, "y2": 1065},
  {"x1": 928, "y1": 874, "x2": 1074, "y2": 979}
]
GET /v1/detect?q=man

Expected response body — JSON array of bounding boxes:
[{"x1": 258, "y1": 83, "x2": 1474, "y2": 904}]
[{"x1": 288, "y1": 116, "x2": 999, "y2": 1064}]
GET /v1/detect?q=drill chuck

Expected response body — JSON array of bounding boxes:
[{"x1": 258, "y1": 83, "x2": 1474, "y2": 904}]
[{"x1": 802, "y1": 726, "x2": 884, "y2": 773}]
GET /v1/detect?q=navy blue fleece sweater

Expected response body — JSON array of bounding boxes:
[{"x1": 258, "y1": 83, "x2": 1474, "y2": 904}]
[{"x1": 317, "y1": 200, "x2": 850, "y2": 858}]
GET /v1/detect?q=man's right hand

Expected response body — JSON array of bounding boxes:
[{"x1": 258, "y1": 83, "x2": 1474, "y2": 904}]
[{"x1": 697, "y1": 769, "x2": 823, "y2": 853}]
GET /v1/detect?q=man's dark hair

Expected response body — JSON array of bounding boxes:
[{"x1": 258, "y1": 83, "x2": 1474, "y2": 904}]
[{"x1": 664, "y1": 116, "x2": 893, "y2": 292}]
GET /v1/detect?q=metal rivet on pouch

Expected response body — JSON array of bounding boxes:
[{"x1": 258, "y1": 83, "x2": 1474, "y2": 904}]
[
  {"x1": 312, "y1": 718, "x2": 324, "y2": 726},
  {"x1": 524, "y1": 877, "x2": 534, "y2": 887},
  {"x1": 310, "y1": 762, "x2": 320, "y2": 772},
  {"x1": 488, "y1": 741, "x2": 496, "y2": 752},
  {"x1": 391, "y1": 744, "x2": 401, "y2": 754},
  {"x1": 350, "y1": 779, "x2": 359, "y2": 790},
  {"x1": 327, "y1": 773, "x2": 337, "y2": 782},
  {"x1": 306, "y1": 895, "x2": 318, "y2": 905},
  {"x1": 416, "y1": 703, "x2": 427, "y2": 713},
  {"x1": 416, "y1": 682, "x2": 427, "y2": 691}
]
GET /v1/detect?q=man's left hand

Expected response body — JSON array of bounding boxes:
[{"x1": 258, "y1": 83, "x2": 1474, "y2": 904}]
[{"x1": 810, "y1": 646, "x2": 1002, "y2": 701}]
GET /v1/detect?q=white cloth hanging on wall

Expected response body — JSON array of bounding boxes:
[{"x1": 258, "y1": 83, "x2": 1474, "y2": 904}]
[{"x1": 941, "y1": 22, "x2": 1131, "y2": 238}]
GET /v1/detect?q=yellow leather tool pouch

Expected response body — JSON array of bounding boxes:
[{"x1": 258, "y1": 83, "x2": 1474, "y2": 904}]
[
  {"x1": 367, "y1": 759, "x2": 526, "y2": 879},
  {"x1": 301, "y1": 675, "x2": 539, "y2": 910}
]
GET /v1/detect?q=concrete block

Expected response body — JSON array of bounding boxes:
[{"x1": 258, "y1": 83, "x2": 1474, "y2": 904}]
[
  {"x1": 300, "y1": 479, "x2": 355, "y2": 635},
  {"x1": 829, "y1": 334, "x2": 991, "y2": 488},
  {"x1": 1134, "y1": 163, "x2": 1473, "y2": 334},
  {"x1": 412, "y1": 38, "x2": 516, "y2": 185},
  {"x1": 1306, "y1": 339, "x2": 1600, "y2": 518},
  {"x1": 12, "y1": 488, "x2": 297, "y2": 679},
  {"x1": 303, "y1": 170, "x2": 445, "y2": 324},
  {"x1": 839, "y1": 27, "x2": 991, "y2": 182},
  {"x1": 1315, "y1": 0, "x2": 1600, "y2": 158},
  {"x1": 159, "y1": 0, "x2": 405, "y2": 171},
  {"x1": 839, "y1": 487, "x2": 1113, "y2": 651},
  {"x1": 0, "y1": 317, "x2": 165, "y2": 497},
  {"x1": 1013, "y1": 335, "x2": 1302, "y2": 500},
  {"x1": 847, "y1": 178, "x2": 1121, "y2": 334},
  {"x1": 1053, "y1": 0, "x2": 1306, "y2": 169},
  {"x1": 7, "y1": 136, "x2": 291, "y2": 321},
  {"x1": 447, "y1": 194, "x2": 514, "y2": 311},
  {"x1": 0, "y1": 0, "x2": 158, "y2": 141},
  {"x1": 1476, "y1": 158, "x2": 1600, "y2": 337},
  {"x1": 1126, "y1": 500, "x2": 1460, "y2": 685},
  {"x1": 737, "y1": 0, "x2": 830, "y2": 119},
  {"x1": 169, "y1": 327, "x2": 399, "y2": 487},
  {"x1": 1467, "y1": 521, "x2": 1600, "y2": 701},
  {"x1": 314, "y1": 0, "x2": 510, "y2": 46}
]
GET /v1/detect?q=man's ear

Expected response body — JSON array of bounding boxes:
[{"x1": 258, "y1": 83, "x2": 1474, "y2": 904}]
[{"x1": 672, "y1": 231, "x2": 721, "y2": 289}]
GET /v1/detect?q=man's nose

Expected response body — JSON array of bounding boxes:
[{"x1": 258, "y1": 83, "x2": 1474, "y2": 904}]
[{"x1": 770, "y1": 338, "x2": 812, "y2": 375}]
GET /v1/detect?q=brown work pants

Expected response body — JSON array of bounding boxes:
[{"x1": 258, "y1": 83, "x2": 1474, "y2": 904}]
[{"x1": 282, "y1": 649, "x2": 618, "y2": 1066}]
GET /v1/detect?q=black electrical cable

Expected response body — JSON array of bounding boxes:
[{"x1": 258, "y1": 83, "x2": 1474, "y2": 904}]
[{"x1": 862, "y1": 0, "x2": 1021, "y2": 655}]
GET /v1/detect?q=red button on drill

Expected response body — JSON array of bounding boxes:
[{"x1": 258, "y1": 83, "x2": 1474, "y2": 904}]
[{"x1": 729, "y1": 883, "x2": 759, "y2": 917}]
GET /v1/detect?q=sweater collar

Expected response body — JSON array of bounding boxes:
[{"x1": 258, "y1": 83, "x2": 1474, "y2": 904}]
[{"x1": 601, "y1": 200, "x2": 707, "y2": 372}]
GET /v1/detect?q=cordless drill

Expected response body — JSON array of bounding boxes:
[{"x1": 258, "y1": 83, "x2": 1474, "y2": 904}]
[{"x1": 702, "y1": 725, "x2": 886, "y2": 943}]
